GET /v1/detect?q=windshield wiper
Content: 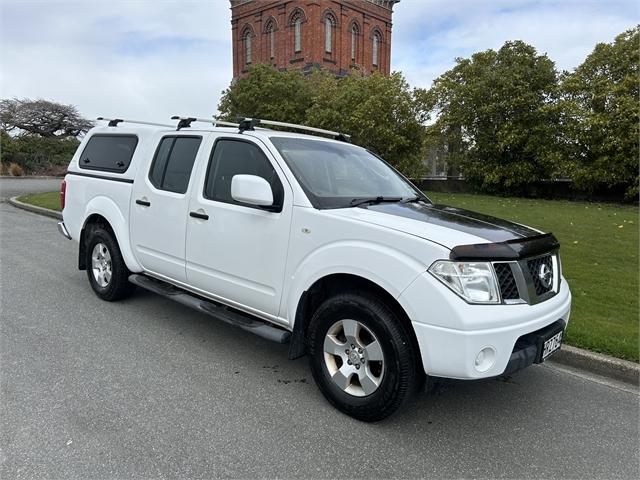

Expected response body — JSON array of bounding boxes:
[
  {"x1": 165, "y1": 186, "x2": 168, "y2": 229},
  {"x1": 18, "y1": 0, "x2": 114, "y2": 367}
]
[
  {"x1": 400, "y1": 195, "x2": 429, "y2": 204},
  {"x1": 349, "y1": 196, "x2": 403, "y2": 207}
]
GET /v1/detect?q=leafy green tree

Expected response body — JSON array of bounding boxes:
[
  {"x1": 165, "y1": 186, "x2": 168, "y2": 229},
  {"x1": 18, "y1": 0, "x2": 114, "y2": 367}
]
[
  {"x1": 217, "y1": 65, "x2": 428, "y2": 177},
  {"x1": 560, "y1": 26, "x2": 639, "y2": 199},
  {"x1": 423, "y1": 41, "x2": 561, "y2": 192},
  {"x1": 217, "y1": 64, "x2": 313, "y2": 124},
  {"x1": 0, "y1": 130, "x2": 79, "y2": 173},
  {"x1": 307, "y1": 71, "x2": 428, "y2": 177}
]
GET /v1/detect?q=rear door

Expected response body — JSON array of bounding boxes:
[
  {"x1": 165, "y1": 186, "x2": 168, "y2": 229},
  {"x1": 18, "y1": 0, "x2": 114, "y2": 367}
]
[
  {"x1": 185, "y1": 136, "x2": 292, "y2": 319},
  {"x1": 130, "y1": 134, "x2": 203, "y2": 283}
]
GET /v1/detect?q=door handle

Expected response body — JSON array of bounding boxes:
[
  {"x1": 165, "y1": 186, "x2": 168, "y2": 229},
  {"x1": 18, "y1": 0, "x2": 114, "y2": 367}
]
[
  {"x1": 136, "y1": 199, "x2": 151, "y2": 207},
  {"x1": 189, "y1": 211, "x2": 209, "y2": 220}
]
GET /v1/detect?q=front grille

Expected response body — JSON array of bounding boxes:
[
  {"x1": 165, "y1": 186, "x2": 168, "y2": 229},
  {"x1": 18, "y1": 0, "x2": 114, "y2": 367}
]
[
  {"x1": 494, "y1": 263, "x2": 520, "y2": 300},
  {"x1": 527, "y1": 255, "x2": 554, "y2": 295}
]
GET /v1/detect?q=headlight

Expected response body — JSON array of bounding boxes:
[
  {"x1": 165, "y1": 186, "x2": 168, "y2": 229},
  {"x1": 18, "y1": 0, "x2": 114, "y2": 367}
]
[{"x1": 428, "y1": 261, "x2": 500, "y2": 304}]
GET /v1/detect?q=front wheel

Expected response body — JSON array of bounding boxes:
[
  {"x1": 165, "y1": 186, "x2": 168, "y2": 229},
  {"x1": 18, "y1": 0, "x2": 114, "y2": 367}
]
[
  {"x1": 307, "y1": 292, "x2": 421, "y2": 422},
  {"x1": 85, "y1": 225, "x2": 135, "y2": 301}
]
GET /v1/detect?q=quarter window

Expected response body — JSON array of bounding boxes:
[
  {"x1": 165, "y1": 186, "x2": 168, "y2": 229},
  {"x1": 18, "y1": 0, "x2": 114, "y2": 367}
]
[
  {"x1": 204, "y1": 139, "x2": 284, "y2": 211},
  {"x1": 79, "y1": 134, "x2": 138, "y2": 173},
  {"x1": 148, "y1": 136, "x2": 202, "y2": 194}
]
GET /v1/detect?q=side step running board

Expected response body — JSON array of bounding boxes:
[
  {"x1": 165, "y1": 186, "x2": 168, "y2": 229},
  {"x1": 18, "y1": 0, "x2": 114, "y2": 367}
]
[{"x1": 128, "y1": 274, "x2": 291, "y2": 344}]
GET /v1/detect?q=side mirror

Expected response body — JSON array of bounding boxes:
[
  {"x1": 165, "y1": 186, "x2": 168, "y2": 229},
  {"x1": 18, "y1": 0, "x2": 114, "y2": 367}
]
[{"x1": 231, "y1": 174, "x2": 274, "y2": 207}]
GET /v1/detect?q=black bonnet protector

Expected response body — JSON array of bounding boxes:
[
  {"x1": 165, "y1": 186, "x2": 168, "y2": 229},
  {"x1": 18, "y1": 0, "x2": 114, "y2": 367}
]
[
  {"x1": 449, "y1": 233, "x2": 560, "y2": 261},
  {"x1": 361, "y1": 202, "x2": 559, "y2": 260}
]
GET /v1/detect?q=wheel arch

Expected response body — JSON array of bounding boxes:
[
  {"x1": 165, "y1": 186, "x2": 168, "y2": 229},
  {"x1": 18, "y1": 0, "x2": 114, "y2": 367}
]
[
  {"x1": 287, "y1": 273, "x2": 423, "y2": 371},
  {"x1": 79, "y1": 197, "x2": 142, "y2": 272}
]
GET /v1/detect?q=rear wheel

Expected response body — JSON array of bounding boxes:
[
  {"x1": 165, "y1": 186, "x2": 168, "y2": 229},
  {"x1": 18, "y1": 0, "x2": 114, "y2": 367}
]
[
  {"x1": 85, "y1": 225, "x2": 135, "y2": 301},
  {"x1": 307, "y1": 292, "x2": 421, "y2": 422}
]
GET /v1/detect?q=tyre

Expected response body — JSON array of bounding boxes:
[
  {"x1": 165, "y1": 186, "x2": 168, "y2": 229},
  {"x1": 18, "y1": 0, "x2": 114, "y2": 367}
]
[
  {"x1": 307, "y1": 292, "x2": 422, "y2": 422},
  {"x1": 85, "y1": 225, "x2": 135, "y2": 301}
]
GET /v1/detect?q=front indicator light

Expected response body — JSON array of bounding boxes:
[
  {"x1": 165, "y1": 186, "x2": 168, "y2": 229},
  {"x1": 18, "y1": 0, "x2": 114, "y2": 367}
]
[{"x1": 428, "y1": 260, "x2": 500, "y2": 304}]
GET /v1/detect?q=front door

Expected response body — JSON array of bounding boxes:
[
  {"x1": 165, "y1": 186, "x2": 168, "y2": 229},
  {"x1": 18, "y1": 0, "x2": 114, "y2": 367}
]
[
  {"x1": 185, "y1": 136, "x2": 292, "y2": 319},
  {"x1": 130, "y1": 134, "x2": 203, "y2": 283}
]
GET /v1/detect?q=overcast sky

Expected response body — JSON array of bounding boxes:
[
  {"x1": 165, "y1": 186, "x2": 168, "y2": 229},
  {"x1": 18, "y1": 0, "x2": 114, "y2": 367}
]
[{"x1": 1, "y1": 0, "x2": 638, "y2": 123}]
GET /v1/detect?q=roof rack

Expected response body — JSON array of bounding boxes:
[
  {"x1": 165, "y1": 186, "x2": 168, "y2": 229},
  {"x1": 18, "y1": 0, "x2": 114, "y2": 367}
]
[
  {"x1": 170, "y1": 116, "x2": 240, "y2": 130},
  {"x1": 237, "y1": 118, "x2": 351, "y2": 142},
  {"x1": 98, "y1": 115, "x2": 351, "y2": 142},
  {"x1": 96, "y1": 117, "x2": 174, "y2": 128}
]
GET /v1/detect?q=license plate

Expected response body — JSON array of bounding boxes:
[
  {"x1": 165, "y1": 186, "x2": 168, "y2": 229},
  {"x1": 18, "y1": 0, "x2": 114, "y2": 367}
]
[{"x1": 542, "y1": 330, "x2": 563, "y2": 360}]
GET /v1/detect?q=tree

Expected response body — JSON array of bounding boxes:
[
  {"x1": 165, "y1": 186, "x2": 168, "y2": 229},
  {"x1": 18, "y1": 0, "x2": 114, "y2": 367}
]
[
  {"x1": 560, "y1": 26, "x2": 639, "y2": 199},
  {"x1": 423, "y1": 41, "x2": 561, "y2": 192},
  {"x1": 307, "y1": 71, "x2": 428, "y2": 177},
  {"x1": 0, "y1": 98, "x2": 93, "y2": 137},
  {"x1": 217, "y1": 64, "x2": 313, "y2": 124},
  {"x1": 217, "y1": 65, "x2": 428, "y2": 177}
]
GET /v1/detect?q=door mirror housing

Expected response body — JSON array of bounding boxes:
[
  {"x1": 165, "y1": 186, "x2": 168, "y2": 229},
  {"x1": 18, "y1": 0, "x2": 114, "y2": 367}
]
[{"x1": 231, "y1": 174, "x2": 274, "y2": 207}]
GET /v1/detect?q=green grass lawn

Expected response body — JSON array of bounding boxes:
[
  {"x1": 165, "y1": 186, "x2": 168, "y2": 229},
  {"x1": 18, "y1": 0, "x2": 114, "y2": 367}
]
[
  {"x1": 428, "y1": 192, "x2": 639, "y2": 362},
  {"x1": 17, "y1": 191, "x2": 61, "y2": 211},
  {"x1": 18, "y1": 190, "x2": 639, "y2": 360}
]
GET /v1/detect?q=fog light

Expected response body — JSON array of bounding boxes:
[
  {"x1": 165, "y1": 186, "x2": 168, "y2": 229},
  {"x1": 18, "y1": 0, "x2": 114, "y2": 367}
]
[{"x1": 474, "y1": 347, "x2": 496, "y2": 373}]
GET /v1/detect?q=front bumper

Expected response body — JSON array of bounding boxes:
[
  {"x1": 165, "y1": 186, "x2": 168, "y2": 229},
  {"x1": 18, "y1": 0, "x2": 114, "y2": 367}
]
[{"x1": 401, "y1": 273, "x2": 572, "y2": 379}]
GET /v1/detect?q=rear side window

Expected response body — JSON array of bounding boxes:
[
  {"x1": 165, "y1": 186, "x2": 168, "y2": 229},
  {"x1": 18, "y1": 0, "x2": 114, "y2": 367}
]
[
  {"x1": 204, "y1": 139, "x2": 284, "y2": 210},
  {"x1": 79, "y1": 135, "x2": 138, "y2": 173},
  {"x1": 148, "y1": 136, "x2": 202, "y2": 194}
]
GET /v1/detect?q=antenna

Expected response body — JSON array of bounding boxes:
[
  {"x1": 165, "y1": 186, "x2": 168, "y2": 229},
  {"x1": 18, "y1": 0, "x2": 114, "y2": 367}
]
[{"x1": 96, "y1": 117, "x2": 173, "y2": 128}]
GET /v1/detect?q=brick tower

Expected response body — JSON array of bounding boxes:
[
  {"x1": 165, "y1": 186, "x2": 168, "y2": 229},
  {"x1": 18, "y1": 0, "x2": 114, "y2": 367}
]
[{"x1": 230, "y1": 0, "x2": 399, "y2": 78}]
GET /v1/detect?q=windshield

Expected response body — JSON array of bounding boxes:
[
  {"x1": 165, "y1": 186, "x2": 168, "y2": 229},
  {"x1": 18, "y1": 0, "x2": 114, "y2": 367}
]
[{"x1": 270, "y1": 137, "x2": 426, "y2": 209}]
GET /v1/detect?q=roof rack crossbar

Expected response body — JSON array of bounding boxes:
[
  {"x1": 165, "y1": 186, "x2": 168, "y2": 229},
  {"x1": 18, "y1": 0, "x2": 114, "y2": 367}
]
[
  {"x1": 171, "y1": 116, "x2": 242, "y2": 130},
  {"x1": 237, "y1": 118, "x2": 351, "y2": 142},
  {"x1": 96, "y1": 117, "x2": 174, "y2": 128}
]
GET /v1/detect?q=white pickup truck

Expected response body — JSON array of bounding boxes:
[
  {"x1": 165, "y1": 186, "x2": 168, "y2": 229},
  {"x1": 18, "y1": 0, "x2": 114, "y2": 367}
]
[{"x1": 58, "y1": 117, "x2": 571, "y2": 421}]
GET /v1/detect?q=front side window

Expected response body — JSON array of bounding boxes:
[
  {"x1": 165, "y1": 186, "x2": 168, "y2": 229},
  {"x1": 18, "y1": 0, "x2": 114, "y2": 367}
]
[
  {"x1": 148, "y1": 136, "x2": 202, "y2": 194},
  {"x1": 270, "y1": 137, "x2": 420, "y2": 209},
  {"x1": 204, "y1": 139, "x2": 284, "y2": 210},
  {"x1": 79, "y1": 134, "x2": 138, "y2": 173}
]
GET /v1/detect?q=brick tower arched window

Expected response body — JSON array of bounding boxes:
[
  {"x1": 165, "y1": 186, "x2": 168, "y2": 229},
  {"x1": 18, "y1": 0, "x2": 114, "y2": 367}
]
[
  {"x1": 349, "y1": 21, "x2": 360, "y2": 63},
  {"x1": 289, "y1": 8, "x2": 306, "y2": 54},
  {"x1": 241, "y1": 25, "x2": 254, "y2": 65},
  {"x1": 264, "y1": 17, "x2": 277, "y2": 60},
  {"x1": 371, "y1": 29, "x2": 383, "y2": 67},
  {"x1": 323, "y1": 11, "x2": 337, "y2": 54}
]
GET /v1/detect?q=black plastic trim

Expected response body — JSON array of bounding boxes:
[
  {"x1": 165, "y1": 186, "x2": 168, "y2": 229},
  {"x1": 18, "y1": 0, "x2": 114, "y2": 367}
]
[
  {"x1": 450, "y1": 233, "x2": 560, "y2": 261},
  {"x1": 66, "y1": 171, "x2": 134, "y2": 184},
  {"x1": 128, "y1": 274, "x2": 291, "y2": 344},
  {"x1": 189, "y1": 211, "x2": 209, "y2": 220},
  {"x1": 501, "y1": 319, "x2": 566, "y2": 376}
]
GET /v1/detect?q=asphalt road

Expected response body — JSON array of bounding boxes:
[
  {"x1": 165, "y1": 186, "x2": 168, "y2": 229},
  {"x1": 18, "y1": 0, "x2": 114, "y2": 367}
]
[
  {"x1": 1, "y1": 202, "x2": 638, "y2": 479},
  {"x1": 0, "y1": 177, "x2": 62, "y2": 200}
]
